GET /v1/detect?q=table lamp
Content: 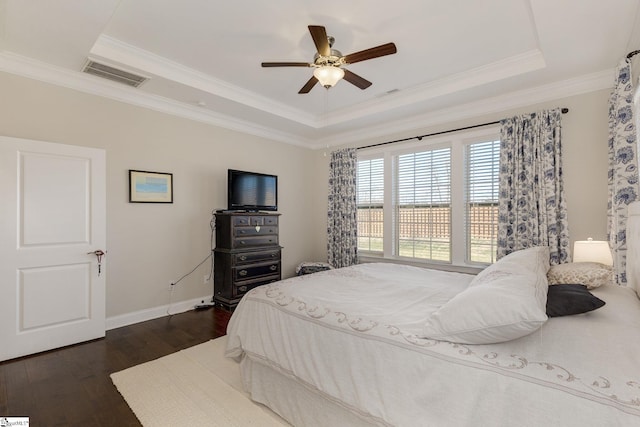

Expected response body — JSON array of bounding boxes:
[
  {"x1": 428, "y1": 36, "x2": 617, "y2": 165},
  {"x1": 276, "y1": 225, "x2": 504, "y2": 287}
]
[{"x1": 573, "y1": 238, "x2": 613, "y2": 266}]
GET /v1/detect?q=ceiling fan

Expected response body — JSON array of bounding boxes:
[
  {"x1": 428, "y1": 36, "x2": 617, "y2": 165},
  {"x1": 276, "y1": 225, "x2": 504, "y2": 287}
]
[{"x1": 261, "y1": 25, "x2": 397, "y2": 94}]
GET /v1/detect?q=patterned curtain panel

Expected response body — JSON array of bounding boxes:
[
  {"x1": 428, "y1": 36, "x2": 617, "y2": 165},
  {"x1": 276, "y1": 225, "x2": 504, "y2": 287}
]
[
  {"x1": 497, "y1": 108, "x2": 570, "y2": 265},
  {"x1": 608, "y1": 59, "x2": 639, "y2": 285},
  {"x1": 327, "y1": 148, "x2": 358, "y2": 268}
]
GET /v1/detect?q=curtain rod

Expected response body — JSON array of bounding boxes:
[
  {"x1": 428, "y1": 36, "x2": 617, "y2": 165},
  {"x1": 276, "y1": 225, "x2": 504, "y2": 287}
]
[
  {"x1": 628, "y1": 49, "x2": 640, "y2": 59},
  {"x1": 357, "y1": 108, "x2": 569, "y2": 150}
]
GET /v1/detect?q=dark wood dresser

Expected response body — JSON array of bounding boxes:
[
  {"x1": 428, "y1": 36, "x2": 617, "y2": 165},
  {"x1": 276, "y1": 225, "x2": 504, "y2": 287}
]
[{"x1": 213, "y1": 211, "x2": 281, "y2": 310}]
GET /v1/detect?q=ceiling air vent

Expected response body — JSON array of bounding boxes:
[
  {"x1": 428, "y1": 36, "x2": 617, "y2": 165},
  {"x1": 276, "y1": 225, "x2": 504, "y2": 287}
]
[{"x1": 82, "y1": 60, "x2": 148, "y2": 88}]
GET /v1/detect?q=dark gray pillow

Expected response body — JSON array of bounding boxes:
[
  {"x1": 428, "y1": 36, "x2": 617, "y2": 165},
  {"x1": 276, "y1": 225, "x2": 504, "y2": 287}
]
[{"x1": 546, "y1": 284, "x2": 605, "y2": 317}]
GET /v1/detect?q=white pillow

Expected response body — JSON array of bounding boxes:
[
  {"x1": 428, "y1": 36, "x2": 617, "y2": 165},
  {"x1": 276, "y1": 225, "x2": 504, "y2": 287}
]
[{"x1": 422, "y1": 246, "x2": 550, "y2": 344}]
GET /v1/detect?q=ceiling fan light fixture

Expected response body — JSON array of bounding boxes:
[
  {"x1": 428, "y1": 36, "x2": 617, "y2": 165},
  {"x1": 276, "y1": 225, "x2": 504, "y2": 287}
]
[
  {"x1": 262, "y1": 25, "x2": 396, "y2": 93},
  {"x1": 313, "y1": 66, "x2": 344, "y2": 88}
]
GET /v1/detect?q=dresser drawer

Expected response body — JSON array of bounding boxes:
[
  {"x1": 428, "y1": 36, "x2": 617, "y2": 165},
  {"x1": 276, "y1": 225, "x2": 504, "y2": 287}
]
[
  {"x1": 214, "y1": 212, "x2": 281, "y2": 310},
  {"x1": 234, "y1": 249, "x2": 280, "y2": 265},
  {"x1": 234, "y1": 225, "x2": 278, "y2": 237},
  {"x1": 232, "y1": 274, "x2": 280, "y2": 298},
  {"x1": 234, "y1": 261, "x2": 280, "y2": 282},
  {"x1": 233, "y1": 235, "x2": 278, "y2": 248},
  {"x1": 233, "y1": 215, "x2": 278, "y2": 227}
]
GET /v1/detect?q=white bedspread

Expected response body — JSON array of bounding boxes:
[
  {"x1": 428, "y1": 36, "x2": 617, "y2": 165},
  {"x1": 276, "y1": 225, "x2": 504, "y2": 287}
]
[{"x1": 226, "y1": 263, "x2": 640, "y2": 426}]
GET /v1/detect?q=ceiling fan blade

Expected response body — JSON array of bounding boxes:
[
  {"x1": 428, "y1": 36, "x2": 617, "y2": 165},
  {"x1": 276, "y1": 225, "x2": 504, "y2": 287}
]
[
  {"x1": 298, "y1": 76, "x2": 318, "y2": 94},
  {"x1": 262, "y1": 62, "x2": 310, "y2": 67},
  {"x1": 308, "y1": 25, "x2": 330, "y2": 56},
  {"x1": 343, "y1": 42, "x2": 397, "y2": 64},
  {"x1": 343, "y1": 69, "x2": 372, "y2": 90}
]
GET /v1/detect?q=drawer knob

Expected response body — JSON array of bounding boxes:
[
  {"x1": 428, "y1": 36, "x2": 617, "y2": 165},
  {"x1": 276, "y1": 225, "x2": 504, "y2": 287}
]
[
  {"x1": 238, "y1": 286, "x2": 247, "y2": 293},
  {"x1": 239, "y1": 255, "x2": 247, "y2": 261},
  {"x1": 239, "y1": 270, "x2": 248, "y2": 276},
  {"x1": 239, "y1": 240, "x2": 246, "y2": 245},
  {"x1": 270, "y1": 265, "x2": 277, "y2": 271}
]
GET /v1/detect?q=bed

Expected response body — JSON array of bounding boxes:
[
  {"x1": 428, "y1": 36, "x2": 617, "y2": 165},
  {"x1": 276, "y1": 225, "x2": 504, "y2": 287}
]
[{"x1": 225, "y1": 207, "x2": 640, "y2": 426}]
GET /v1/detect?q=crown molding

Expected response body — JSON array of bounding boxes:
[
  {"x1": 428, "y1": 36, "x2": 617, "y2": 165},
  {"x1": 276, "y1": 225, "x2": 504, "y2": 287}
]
[
  {"x1": 87, "y1": 36, "x2": 550, "y2": 130},
  {"x1": 0, "y1": 51, "x2": 311, "y2": 147},
  {"x1": 90, "y1": 35, "x2": 318, "y2": 127},
  {"x1": 311, "y1": 68, "x2": 615, "y2": 149},
  {"x1": 0, "y1": 50, "x2": 615, "y2": 151},
  {"x1": 322, "y1": 49, "x2": 547, "y2": 126}
]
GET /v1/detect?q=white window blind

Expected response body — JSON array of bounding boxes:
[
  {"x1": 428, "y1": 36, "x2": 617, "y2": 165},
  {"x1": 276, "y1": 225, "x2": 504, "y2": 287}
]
[
  {"x1": 395, "y1": 148, "x2": 451, "y2": 261},
  {"x1": 356, "y1": 126, "x2": 500, "y2": 268},
  {"x1": 357, "y1": 157, "x2": 384, "y2": 253},
  {"x1": 465, "y1": 140, "x2": 500, "y2": 263}
]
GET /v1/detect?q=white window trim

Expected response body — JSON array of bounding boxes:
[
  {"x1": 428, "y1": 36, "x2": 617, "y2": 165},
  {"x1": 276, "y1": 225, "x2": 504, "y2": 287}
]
[{"x1": 357, "y1": 125, "x2": 500, "y2": 273}]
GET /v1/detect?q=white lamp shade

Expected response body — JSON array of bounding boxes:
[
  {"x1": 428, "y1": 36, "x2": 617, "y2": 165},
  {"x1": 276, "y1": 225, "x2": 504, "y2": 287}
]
[
  {"x1": 573, "y1": 238, "x2": 613, "y2": 266},
  {"x1": 313, "y1": 66, "x2": 344, "y2": 88}
]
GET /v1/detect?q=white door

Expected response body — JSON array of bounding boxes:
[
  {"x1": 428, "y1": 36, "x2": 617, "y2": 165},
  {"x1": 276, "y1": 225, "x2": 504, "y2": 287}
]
[{"x1": 0, "y1": 136, "x2": 106, "y2": 361}]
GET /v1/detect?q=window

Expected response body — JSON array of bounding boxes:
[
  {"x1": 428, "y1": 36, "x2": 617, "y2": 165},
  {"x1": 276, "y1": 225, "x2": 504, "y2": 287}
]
[
  {"x1": 396, "y1": 148, "x2": 451, "y2": 261},
  {"x1": 465, "y1": 140, "x2": 500, "y2": 263},
  {"x1": 356, "y1": 158, "x2": 384, "y2": 253},
  {"x1": 356, "y1": 128, "x2": 500, "y2": 267}
]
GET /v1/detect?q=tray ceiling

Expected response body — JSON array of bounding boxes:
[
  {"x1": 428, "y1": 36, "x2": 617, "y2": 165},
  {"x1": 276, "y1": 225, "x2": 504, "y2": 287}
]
[{"x1": 0, "y1": 0, "x2": 638, "y2": 148}]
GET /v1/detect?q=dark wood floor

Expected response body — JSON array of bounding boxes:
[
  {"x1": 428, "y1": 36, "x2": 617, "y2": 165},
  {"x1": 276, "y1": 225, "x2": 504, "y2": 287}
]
[{"x1": 0, "y1": 306, "x2": 232, "y2": 426}]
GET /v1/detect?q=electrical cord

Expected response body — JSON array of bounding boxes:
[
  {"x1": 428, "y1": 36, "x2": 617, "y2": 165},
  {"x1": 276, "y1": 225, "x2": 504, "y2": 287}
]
[
  {"x1": 166, "y1": 210, "x2": 217, "y2": 315},
  {"x1": 170, "y1": 253, "x2": 212, "y2": 287}
]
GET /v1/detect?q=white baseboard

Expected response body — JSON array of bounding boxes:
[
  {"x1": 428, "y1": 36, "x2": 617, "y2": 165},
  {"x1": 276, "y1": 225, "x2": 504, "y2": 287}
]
[{"x1": 105, "y1": 294, "x2": 214, "y2": 331}]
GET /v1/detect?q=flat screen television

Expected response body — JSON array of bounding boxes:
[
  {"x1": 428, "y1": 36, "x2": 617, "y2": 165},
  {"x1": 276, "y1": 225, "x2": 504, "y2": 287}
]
[{"x1": 227, "y1": 169, "x2": 278, "y2": 212}]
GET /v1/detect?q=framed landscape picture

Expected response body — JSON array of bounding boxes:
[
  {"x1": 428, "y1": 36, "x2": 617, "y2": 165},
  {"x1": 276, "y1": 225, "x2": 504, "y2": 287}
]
[{"x1": 129, "y1": 170, "x2": 173, "y2": 203}]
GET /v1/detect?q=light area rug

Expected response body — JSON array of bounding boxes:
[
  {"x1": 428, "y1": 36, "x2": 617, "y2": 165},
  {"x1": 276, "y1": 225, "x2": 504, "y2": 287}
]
[{"x1": 110, "y1": 336, "x2": 289, "y2": 426}]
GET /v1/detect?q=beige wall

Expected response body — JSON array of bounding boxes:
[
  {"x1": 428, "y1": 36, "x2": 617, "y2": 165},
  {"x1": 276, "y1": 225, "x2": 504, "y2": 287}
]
[
  {"x1": 0, "y1": 72, "x2": 324, "y2": 320},
  {"x1": 0, "y1": 70, "x2": 612, "y2": 323},
  {"x1": 311, "y1": 89, "x2": 612, "y2": 257}
]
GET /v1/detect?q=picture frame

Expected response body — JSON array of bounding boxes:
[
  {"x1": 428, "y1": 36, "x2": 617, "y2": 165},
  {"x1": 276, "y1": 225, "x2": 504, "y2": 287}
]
[{"x1": 129, "y1": 170, "x2": 173, "y2": 203}]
